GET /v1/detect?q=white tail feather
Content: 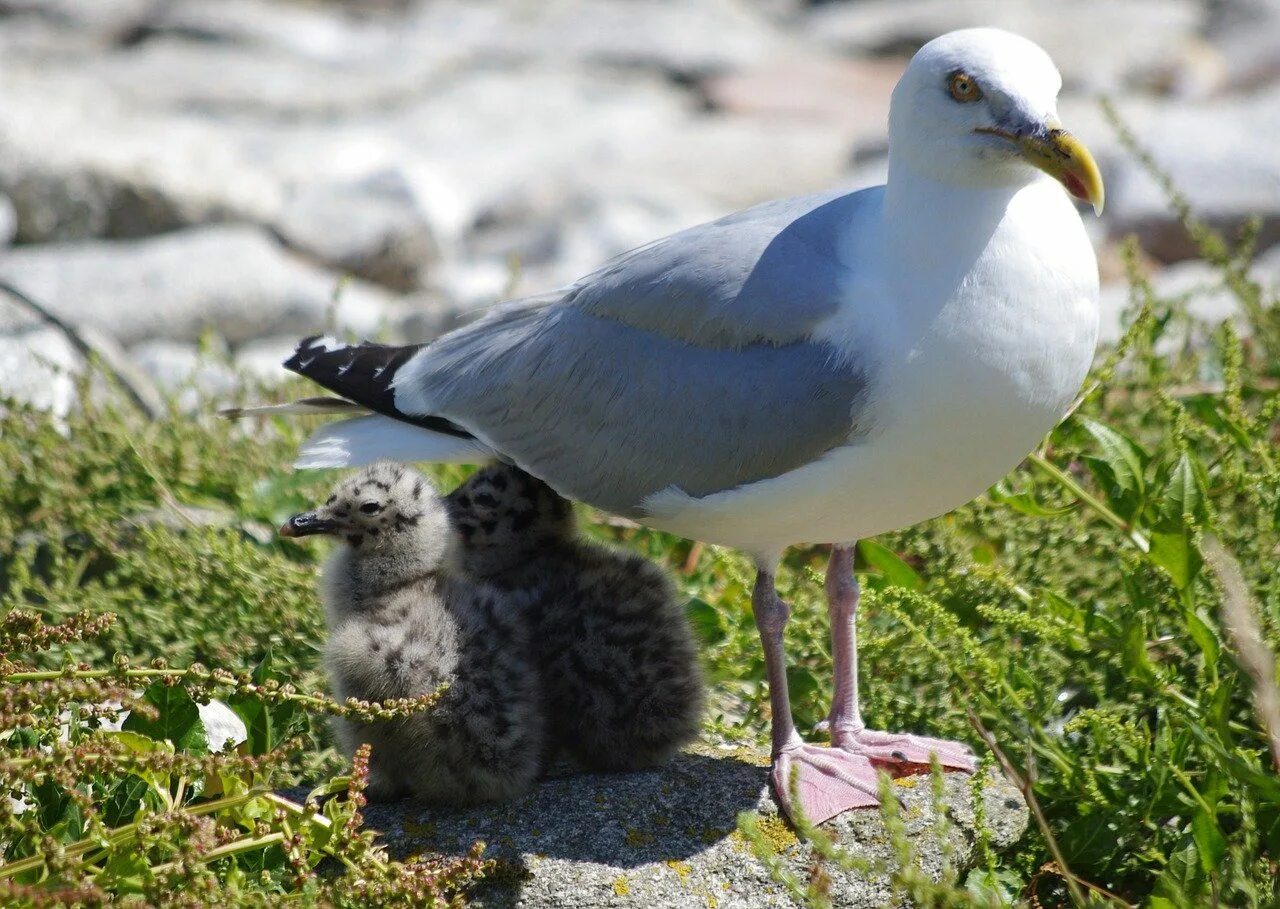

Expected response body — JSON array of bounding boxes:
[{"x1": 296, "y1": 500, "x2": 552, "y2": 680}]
[{"x1": 295, "y1": 414, "x2": 492, "y2": 469}]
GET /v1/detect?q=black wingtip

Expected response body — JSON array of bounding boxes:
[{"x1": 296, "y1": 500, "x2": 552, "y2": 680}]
[{"x1": 282, "y1": 336, "x2": 473, "y2": 440}]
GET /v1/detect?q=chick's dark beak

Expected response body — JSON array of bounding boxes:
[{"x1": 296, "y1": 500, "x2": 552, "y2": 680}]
[{"x1": 279, "y1": 510, "x2": 337, "y2": 538}]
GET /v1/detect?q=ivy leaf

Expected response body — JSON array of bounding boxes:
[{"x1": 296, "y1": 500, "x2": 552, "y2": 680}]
[
  {"x1": 123, "y1": 682, "x2": 208, "y2": 755},
  {"x1": 857, "y1": 539, "x2": 922, "y2": 590}
]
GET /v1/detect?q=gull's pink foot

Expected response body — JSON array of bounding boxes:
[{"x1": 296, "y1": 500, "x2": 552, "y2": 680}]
[
  {"x1": 771, "y1": 742, "x2": 884, "y2": 825},
  {"x1": 835, "y1": 728, "x2": 977, "y2": 773}
]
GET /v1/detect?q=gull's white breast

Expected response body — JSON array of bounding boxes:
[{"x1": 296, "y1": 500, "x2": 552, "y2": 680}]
[{"x1": 645, "y1": 178, "x2": 1099, "y2": 558}]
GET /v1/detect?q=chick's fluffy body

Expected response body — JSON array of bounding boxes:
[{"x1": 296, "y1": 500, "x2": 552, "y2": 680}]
[
  {"x1": 448, "y1": 463, "x2": 705, "y2": 771},
  {"x1": 317, "y1": 462, "x2": 544, "y2": 804}
]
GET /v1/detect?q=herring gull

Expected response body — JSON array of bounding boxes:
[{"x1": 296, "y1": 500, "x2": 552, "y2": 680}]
[{"x1": 242, "y1": 28, "x2": 1104, "y2": 824}]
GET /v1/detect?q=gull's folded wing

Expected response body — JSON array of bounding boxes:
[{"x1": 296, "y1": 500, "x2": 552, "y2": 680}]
[{"x1": 381, "y1": 188, "x2": 883, "y2": 515}]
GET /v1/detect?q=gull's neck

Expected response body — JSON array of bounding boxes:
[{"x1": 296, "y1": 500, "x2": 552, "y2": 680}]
[
  {"x1": 883, "y1": 158, "x2": 1030, "y2": 254},
  {"x1": 880, "y1": 156, "x2": 1048, "y2": 316}
]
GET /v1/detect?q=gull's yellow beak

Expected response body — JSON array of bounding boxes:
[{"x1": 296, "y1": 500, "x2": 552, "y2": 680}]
[{"x1": 978, "y1": 123, "x2": 1105, "y2": 215}]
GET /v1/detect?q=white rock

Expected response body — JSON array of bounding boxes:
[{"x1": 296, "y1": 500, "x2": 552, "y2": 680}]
[
  {"x1": 459, "y1": 0, "x2": 794, "y2": 78},
  {"x1": 0, "y1": 325, "x2": 81, "y2": 420},
  {"x1": 804, "y1": 0, "x2": 1204, "y2": 93},
  {"x1": 198, "y1": 700, "x2": 248, "y2": 753},
  {"x1": 0, "y1": 225, "x2": 403, "y2": 346}
]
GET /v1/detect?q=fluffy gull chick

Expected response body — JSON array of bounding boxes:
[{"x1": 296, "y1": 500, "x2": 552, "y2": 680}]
[
  {"x1": 283, "y1": 462, "x2": 545, "y2": 805},
  {"x1": 448, "y1": 463, "x2": 705, "y2": 771}
]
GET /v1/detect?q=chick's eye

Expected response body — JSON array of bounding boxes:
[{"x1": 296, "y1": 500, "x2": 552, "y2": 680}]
[
  {"x1": 948, "y1": 72, "x2": 982, "y2": 103},
  {"x1": 359, "y1": 502, "x2": 382, "y2": 514}
]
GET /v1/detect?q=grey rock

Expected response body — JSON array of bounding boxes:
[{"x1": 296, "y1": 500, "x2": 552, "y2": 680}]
[
  {"x1": 143, "y1": 0, "x2": 789, "y2": 80},
  {"x1": 354, "y1": 741, "x2": 1027, "y2": 908},
  {"x1": 804, "y1": 0, "x2": 1203, "y2": 93},
  {"x1": 0, "y1": 225, "x2": 402, "y2": 346},
  {"x1": 1101, "y1": 89, "x2": 1280, "y2": 262},
  {"x1": 0, "y1": 194, "x2": 16, "y2": 246},
  {"x1": 0, "y1": 59, "x2": 273, "y2": 242},
  {"x1": 232, "y1": 335, "x2": 303, "y2": 385},
  {"x1": 140, "y1": 0, "x2": 386, "y2": 62},
  {"x1": 274, "y1": 171, "x2": 438, "y2": 292},
  {"x1": 1098, "y1": 251, "x2": 1280, "y2": 345},
  {"x1": 0, "y1": 0, "x2": 153, "y2": 44},
  {"x1": 128, "y1": 340, "x2": 239, "y2": 412},
  {"x1": 464, "y1": 0, "x2": 794, "y2": 79},
  {"x1": 76, "y1": 37, "x2": 445, "y2": 119}
]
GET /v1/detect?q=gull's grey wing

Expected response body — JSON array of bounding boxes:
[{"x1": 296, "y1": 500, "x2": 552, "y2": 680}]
[
  {"x1": 564, "y1": 188, "x2": 876, "y2": 348},
  {"x1": 396, "y1": 305, "x2": 870, "y2": 516},
  {"x1": 390, "y1": 187, "x2": 882, "y2": 515}
]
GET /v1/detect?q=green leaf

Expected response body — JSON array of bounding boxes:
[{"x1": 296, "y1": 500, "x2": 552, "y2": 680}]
[
  {"x1": 102, "y1": 776, "x2": 152, "y2": 827},
  {"x1": 1153, "y1": 834, "x2": 1207, "y2": 904},
  {"x1": 1158, "y1": 453, "x2": 1208, "y2": 526},
  {"x1": 227, "y1": 698, "x2": 274, "y2": 756},
  {"x1": 228, "y1": 648, "x2": 306, "y2": 755},
  {"x1": 989, "y1": 479, "x2": 1076, "y2": 518},
  {"x1": 123, "y1": 682, "x2": 208, "y2": 754},
  {"x1": 33, "y1": 779, "x2": 84, "y2": 840},
  {"x1": 1191, "y1": 811, "x2": 1226, "y2": 875},
  {"x1": 1120, "y1": 616, "x2": 1156, "y2": 684},
  {"x1": 857, "y1": 539, "x2": 922, "y2": 590},
  {"x1": 685, "y1": 597, "x2": 728, "y2": 646},
  {"x1": 1181, "y1": 607, "x2": 1221, "y2": 669},
  {"x1": 1147, "y1": 527, "x2": 1203, "y2": 591},
  {"x1": 1079, "y1": 418, "x2": 1148, "y2": 513},
  {"x1": 99, "y1": 847, "x2": 150, "y2": 895},
  {"x1": 786, "y1": 667, "x2": 821, "y2": 709}
]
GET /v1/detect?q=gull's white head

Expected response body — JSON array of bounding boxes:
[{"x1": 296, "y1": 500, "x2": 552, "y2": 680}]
[{"x1": 889, "y1": 28, "x2": 1104, "y2": 214}]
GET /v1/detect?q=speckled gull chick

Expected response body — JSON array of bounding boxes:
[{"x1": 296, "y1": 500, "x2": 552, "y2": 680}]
[
  {"x1": 247, "y1": 29, "x2": 1104, "y2": 825},
  {"x1": 447, "y1": 463, "x2": 705, "y2": 772},
  {"x1": 283, "y1": 463, "x2": 546, "y2": 805}
]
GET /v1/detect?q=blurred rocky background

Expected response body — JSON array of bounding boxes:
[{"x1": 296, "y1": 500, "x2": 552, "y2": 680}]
[{"x1": 1, "y1": 0, "x2": 1277, "y2": 415}]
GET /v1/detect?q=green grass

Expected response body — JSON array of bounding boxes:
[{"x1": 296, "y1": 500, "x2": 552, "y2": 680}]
[{"x1": 2, "y1": 143, "x2": 1279, "y2": 905}]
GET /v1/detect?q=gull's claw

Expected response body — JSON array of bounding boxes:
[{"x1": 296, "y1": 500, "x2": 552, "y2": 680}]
[{"x1": 770, "y1": 742, "x2": 887, "y2": 825}]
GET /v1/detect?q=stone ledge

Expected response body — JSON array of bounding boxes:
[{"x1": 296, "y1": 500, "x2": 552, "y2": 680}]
[{"x1": 349, "y1": 739, "x2": 1028, "y2": 909}]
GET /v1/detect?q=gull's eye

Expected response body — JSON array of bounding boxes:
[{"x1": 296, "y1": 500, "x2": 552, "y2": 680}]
[
  {"x1": 359, "y1": 502, "x2": 382, "y2": 514},
  {"x1": 947, "y1": 72, "x2": 982, "y2": 103}
]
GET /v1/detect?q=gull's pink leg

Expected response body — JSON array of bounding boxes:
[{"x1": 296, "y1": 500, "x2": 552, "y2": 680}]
[
  {"x1": 825, "y1": 545, "x2": 976, "y2": 772},
  {"x1": 752, "y1": 566, "x2": 882, "y2": 825}
]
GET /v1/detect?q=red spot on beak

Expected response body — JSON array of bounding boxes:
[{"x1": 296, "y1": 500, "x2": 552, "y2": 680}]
[{"x1": 1062, "y1": 170, "x2": 1089, "y2": 204}]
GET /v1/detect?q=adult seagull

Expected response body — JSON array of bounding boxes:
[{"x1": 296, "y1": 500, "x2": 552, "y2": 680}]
[{"x1": 252, "y1": 28, "x2": 1103, "y2": 824}]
